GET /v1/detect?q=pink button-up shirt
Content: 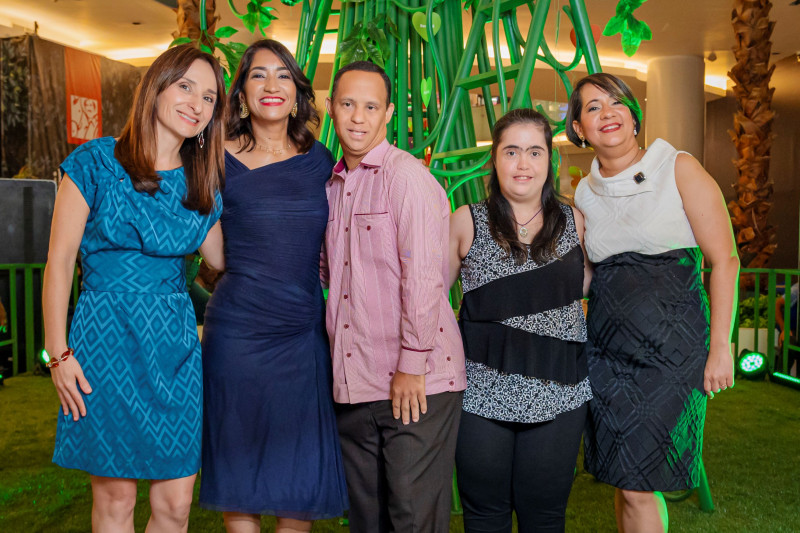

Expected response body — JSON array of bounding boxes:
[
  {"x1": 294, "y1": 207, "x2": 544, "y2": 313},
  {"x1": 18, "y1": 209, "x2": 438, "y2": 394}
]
[{"x1": 324, "y1": 140, "x2": 466, "y2": 404}]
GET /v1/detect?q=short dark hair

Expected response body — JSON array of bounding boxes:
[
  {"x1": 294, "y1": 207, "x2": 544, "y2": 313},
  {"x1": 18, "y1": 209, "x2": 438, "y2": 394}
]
[
  {"x1": 565, "y1": 72, "x2": 642, "y2": 148},
  {"x1": 331, "y1": 61, "x2": 392, "y2": 106},
  {"x1": 227, "y1": 39, "x2": 319, "y2": 154}
]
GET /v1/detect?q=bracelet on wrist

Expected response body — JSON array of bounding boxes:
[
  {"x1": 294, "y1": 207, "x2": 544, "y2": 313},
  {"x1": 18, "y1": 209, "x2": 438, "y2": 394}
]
[{"x1": 46, "y1": 348, "x2": 74, "y2": 368}]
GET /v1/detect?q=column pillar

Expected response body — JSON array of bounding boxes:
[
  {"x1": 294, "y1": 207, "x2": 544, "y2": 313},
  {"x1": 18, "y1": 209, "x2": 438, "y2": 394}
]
[{"x1": 645, "y1": 56, "x2": 705, "y2": 159}]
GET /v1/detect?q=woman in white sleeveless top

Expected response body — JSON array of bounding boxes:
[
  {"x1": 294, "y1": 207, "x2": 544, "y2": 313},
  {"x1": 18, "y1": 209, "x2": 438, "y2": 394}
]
[{"x1": 566, "y1": 73, "x2": 739, "y2": 533}]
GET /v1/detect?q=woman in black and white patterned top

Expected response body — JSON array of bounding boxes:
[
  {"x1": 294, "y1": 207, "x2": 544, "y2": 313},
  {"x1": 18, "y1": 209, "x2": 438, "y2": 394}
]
[{"x1": 449, "y1": 108, "x2": 592, "y2": 533}]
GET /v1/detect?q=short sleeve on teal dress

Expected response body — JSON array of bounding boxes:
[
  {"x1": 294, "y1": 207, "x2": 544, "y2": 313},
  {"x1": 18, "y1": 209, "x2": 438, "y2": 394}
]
[{"x1": 59, "y1": 138, "x2": 109, "y2": 209}]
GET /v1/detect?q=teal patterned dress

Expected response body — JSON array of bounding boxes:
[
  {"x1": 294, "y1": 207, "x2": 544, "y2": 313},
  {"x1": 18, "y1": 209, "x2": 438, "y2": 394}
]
[{"x1": 52, "y1": 137, "x2": 221, "y2": 479}]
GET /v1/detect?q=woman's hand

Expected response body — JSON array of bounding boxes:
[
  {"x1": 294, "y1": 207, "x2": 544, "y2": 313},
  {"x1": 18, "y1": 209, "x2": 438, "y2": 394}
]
[
  {"x1": 703, "y1": 344, "x2": 734, "y2": 399},
  {"x1": 50, "y1": 354, "x2": 93, "y2": 421}
]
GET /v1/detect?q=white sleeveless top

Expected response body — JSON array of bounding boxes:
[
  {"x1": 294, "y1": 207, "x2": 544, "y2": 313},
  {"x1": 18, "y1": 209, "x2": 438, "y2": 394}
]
[{"x1": 574, "y1": 138, "x2": 698, "y2": 263}]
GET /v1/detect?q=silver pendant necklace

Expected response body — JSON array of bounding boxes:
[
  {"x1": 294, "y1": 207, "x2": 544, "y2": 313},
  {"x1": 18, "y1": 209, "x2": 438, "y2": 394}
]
[{"x1": 514, "y1": 206, "x2": 543, "y2": 238}]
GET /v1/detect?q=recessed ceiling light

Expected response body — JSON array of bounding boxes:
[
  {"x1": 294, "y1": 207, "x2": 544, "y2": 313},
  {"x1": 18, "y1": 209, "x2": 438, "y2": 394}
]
[{"x1": 132, "y1": 21, "x2": 142, "y2": 26}]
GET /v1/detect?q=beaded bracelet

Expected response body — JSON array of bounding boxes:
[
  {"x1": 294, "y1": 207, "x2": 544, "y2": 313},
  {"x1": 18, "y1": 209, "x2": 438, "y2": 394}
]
[{"x1": 46, "y1": 348, "x2": 74, "y2": 368}]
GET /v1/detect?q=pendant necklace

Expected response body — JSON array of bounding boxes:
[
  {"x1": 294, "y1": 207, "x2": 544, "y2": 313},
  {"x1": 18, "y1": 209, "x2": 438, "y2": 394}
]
[{"x1": 514, "y1": 206, "x2": 543, "y2": 238}]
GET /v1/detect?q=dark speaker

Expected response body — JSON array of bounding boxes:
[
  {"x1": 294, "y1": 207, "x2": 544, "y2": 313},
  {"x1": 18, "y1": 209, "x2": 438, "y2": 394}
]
[{"x1": 0, "y1": 178, "x2": 56, "y2": 264}]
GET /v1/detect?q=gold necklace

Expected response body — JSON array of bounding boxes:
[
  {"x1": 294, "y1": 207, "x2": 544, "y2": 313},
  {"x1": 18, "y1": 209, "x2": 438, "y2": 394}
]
[{"x1": 255, "y1": 140, "x2": 290, "y2": 155}]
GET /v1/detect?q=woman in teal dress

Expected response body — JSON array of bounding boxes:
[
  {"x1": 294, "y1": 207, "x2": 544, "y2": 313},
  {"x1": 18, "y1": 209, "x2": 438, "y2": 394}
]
[{"x1": 42, "y1": 45, "x2": 226, "y2": 532}]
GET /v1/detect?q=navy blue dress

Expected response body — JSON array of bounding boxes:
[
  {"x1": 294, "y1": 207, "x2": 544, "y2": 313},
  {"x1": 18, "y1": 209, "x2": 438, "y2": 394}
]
[{"x1": 199, "y1": 142, "x2": 348, "y2": 519}]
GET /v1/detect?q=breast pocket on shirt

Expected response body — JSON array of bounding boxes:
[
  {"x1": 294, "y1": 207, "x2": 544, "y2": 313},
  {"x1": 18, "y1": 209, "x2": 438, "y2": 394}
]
[{"x1": 353, "y1": 212, "x2": 393, "y2": 268}]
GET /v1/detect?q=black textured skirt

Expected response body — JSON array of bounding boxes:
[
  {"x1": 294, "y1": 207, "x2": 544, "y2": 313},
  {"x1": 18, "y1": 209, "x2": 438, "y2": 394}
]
[{"x1": 583, "y1": 248, "x2": 709, "y2": 491}]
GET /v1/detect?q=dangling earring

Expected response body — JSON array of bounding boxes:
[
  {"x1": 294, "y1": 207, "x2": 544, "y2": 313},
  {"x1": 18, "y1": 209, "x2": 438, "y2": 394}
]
[
  {"x1": 634, "y1": 127, "x2": 639, "y2": 136},
  {"x1": 239, "y1": 100, "x2": 250, "y2": 119},
  {"x1": 580, "y1": 137, "x2": 586, "y2": 149},
  {"x1": 198, "y1": 130, "x2": 205, "y2": 149},
  {"x1": 290, "y1": 102, "x2": 298, "y2": 118}
]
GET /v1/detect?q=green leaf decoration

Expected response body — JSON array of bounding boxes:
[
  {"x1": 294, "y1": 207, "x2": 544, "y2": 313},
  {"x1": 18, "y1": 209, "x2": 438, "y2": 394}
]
[
  {"x1": 215, "y1": 25, "x2": 238, "y2": 39},
  {"x1": 169, "y1": 36, "x2": 193, "y2": 48},
  {"x1": 365, "y1": 41, "x2": 384, "y2": 68},
  {"x1": 602, "y1": 16, "x2": 625, "y2": 36},
  {"x1": 420, "y1": 77, "x2": 433, "y2": 107},
  {"x1": 199, "y1": 43, "x2": 214, "y2": 55},
  {"x1": 384, "y1": 19, "x2": 400, "y2": 40},
  {"x1": 411, "y1": 11, "x2": 441, "y2": 43},
  {"x1": 603, "y1": 0, "x2": 651, "y2": 57},
  {"x1": 280, "y1": 0, "x2": 301, "y2": 5}
]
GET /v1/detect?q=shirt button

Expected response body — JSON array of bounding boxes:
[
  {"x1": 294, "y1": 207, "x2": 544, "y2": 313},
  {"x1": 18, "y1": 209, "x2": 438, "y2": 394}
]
[
  {"x1": 343, "y1": 294, "x2": 348, "y2": 299},
  {"x1": 345, "y1": 227, "x2": 349, "y2": 232},
  {"x1": 366, "y1": 226, "x2": 371, "y2": 231},
  {"x1": 449, "y1": 381, "x2": 454, "y2": 386},
  {"x1": 346, "y1": 352, "x2": 352, "y2": 358},
  {"x1": 346, "y1": 191, "x2": 351, "y2": 196},
  {"x1": 344, "y1": 261, "x2": 349, "y2": 266},
  {"x1": 388, "y1": 371, "x2": 394, "y2": 376},
  {"x1": 439, "y1": 327, "x2": 443, "y2": 332},
  {"x1": 446, "y1": 356, "x2": 451, "y2": 361},
  {"x1": 373, "y1": 169, "x2": 379, "y2": 174},
  {"x1": 344, "y1": 324, "x2": 349, "y2": 329}
]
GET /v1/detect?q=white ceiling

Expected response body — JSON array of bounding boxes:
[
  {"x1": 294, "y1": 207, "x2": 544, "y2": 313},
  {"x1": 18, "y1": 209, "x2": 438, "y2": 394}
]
[{"x1": 1, "y1": 0, "x2": 798, "y2": 90}]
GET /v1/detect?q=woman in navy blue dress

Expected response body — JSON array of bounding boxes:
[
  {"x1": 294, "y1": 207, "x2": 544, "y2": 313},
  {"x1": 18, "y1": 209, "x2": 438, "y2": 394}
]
[
  {"x1": 43, "y1": 45, "x2": 226, "y2": 532},
  {"x1": 199, "y1": 39, "x2": 348, "y2": 532}
]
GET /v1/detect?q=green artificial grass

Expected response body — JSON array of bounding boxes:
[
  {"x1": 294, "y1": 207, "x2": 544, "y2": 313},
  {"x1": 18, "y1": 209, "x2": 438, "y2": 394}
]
[{"x1": 1, "y1": 374, "x2": 799, "y2": 532}]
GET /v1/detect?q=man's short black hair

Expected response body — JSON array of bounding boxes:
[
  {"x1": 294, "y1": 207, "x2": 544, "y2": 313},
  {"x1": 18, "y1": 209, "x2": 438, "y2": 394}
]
[{"x1": 331, "y1": 61, "x2": 392, "y2": 106}]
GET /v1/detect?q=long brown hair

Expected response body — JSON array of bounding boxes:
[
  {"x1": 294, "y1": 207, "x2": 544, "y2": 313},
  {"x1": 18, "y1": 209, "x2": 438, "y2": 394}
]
[
  {"x1": 487, "y1": 108, "x2": 566, "y2": 265},
  {"x1": 115, "y1": 44, "x2": 226, "y2": 215},
  {"x1": 565, "y1": 72, "x2": 642, "y2": 148},
  {"x1": 227, "y1": 39, "x2": 319, "y2": 154}
]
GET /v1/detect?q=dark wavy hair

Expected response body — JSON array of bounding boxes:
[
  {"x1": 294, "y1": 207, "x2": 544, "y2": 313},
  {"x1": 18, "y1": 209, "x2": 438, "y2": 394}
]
[
  {"x1": 565, "y1": 72, "x2": 642, "y2": 148},
  {"x1": 226, "y1": 39, "x2": 319, "y2": 154},
  {"x1": 487, "y1": 108, "x2": 566, "y2": 265},
  {"x1": 115, "y1": 44, "x2": 226, "y2": 215}
]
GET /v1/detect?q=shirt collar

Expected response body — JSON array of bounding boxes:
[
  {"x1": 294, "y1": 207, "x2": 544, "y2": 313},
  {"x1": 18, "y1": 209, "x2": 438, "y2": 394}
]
[
  {"x1": 332, "y1": 139, "x2": 391, "y2": 180},
  {"x1": 586, "y1": 138, "x2": 672, "y2": 197}
]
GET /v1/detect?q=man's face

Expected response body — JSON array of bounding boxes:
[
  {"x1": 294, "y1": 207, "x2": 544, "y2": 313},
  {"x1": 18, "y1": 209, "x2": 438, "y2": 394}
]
[{"x1": 327, "y1": 71, "x2": 394, "y2": 167}]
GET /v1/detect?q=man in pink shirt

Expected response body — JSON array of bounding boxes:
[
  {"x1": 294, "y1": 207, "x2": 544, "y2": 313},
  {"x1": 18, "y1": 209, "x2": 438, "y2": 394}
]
[{"x1": 323, "y1": 61, "x2": 467, "y2": 532}]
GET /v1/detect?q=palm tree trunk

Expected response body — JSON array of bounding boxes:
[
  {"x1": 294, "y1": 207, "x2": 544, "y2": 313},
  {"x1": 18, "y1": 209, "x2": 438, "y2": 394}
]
[
  {"x1": 173, "y1": 0, "x2": 218, "y2": 48},
  {"x1": 727, "y1": 0, "x2": 777, "y2": 269}
]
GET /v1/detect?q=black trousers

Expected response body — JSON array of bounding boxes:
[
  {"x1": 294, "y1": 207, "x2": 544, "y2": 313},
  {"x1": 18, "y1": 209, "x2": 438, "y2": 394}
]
[
  {"x1": 455, "y1": 404, "x2": 588, "y2": 533},
  {"x1": 335, "y1": 391, "x2": 463, "y2": 533}
]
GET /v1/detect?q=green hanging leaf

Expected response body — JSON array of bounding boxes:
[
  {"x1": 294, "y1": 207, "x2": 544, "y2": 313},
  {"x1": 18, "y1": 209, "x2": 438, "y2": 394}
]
[
  {"x1": 215, "y1": 26, "x2": 238, "y2": 39},
  {"x1": 199, "y1": 42, "x2": 214, "y2": 55},
  {"x1": 384, "y1": 19, "x2": 400, "y2": 41},
  {"x1": 620, "y1": 29, "x2": 641, "y2": 57},
  {"x1": 411, "y1": 11, "x2": 441, "y2": 43},
  {"x1": 169, "y1": 36, "x2": 193, "y2": 48},
  {"x1": 367, "y1": 23, "x2": 389, "y2": 57},
  {"x1": 365, "y1": 41, "x2": 384, "y2": 68},
  {"x1": 639, "y1": 20, "x2": 653, "y2": 40},
  {"x1": 603, "y1": 16, "x2": 625, "y2": 36},
  {"x1": 420, "y1": 77, "x2": 433, "y2": 107}
]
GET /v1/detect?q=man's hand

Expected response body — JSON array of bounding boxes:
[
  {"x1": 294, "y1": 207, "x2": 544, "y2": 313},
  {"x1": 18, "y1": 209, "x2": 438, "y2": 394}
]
[{"x1": 390, "y1": 371, "x2": 427, "y2": 424}]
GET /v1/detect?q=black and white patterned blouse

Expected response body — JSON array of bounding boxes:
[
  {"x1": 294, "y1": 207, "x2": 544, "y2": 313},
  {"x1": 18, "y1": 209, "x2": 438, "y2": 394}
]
[{"x1": 458, "y1": 201, "x2": 592, "y2": 423}]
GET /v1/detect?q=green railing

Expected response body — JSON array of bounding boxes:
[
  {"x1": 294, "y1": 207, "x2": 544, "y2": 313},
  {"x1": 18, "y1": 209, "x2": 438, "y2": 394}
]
[
  {"x1": 0, "y1": 263, "x2": 79, "y2": 376},
  {"x1": 3, "y1": 263, "x2": 798, "y2": 385},
  {"x1": 729, "y1": 268, "x2": 800, "y2": 381}
]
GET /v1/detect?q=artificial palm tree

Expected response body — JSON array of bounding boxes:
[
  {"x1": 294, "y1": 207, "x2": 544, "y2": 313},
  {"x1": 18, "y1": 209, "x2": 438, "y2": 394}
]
[{"x1": 728, "y1": 0, "x2": 777, "y2": 269}]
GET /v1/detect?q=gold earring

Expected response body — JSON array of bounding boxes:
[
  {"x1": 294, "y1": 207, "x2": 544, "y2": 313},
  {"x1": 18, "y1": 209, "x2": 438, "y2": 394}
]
[
  {"x1": 239, "y1": 101, "x2": 250, "y2": 119},
  {"x1": 290, "y1": 102, "x2": 298, "y2": 118}
]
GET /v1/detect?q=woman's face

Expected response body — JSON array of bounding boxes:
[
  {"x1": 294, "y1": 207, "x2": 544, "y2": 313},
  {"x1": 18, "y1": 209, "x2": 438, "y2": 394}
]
[
  {"x1": 241, "y1": 48, "x2": 297, "y2": 125},
  {"x1": 494, "y1": 122, "x2": 550, "y2": 203},
  {"x1": 155, "y1": 58, "x2": 218, "y2": 146},
  {"x1": 572, "y1": 83, "x2": 636, "y2": 149}
]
